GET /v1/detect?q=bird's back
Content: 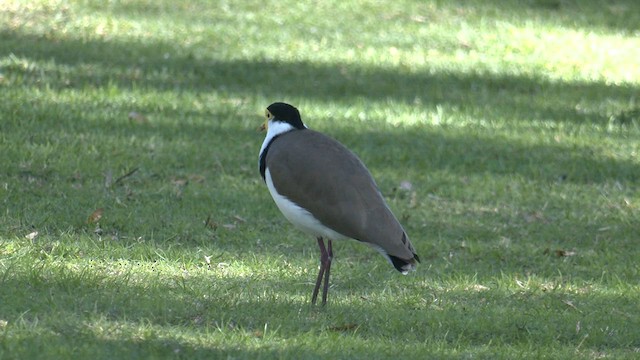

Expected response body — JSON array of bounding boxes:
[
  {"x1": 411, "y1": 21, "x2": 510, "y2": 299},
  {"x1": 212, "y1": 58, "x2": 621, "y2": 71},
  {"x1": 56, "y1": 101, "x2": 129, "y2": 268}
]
[{"x1": 265, "y1": 129, "x2": 418, "y2": 269}]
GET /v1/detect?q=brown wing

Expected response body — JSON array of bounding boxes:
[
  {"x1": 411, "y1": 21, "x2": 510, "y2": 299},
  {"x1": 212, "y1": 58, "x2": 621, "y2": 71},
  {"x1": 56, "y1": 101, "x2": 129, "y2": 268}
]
[{"x1": 266, "y1": 129, "x2": 417, "y2": 262}]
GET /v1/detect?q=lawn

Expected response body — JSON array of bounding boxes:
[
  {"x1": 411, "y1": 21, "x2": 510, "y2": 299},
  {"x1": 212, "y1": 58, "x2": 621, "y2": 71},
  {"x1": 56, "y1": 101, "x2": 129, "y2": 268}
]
[{"x1": 1, "y1": 0, "x2": 639, "y2": 358}]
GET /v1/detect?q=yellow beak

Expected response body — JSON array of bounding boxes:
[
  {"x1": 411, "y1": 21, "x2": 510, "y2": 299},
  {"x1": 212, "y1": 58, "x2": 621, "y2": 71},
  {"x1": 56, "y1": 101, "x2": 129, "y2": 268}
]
[{"x1": 259, "y1": 110, "x2": 272, "y2": 132}]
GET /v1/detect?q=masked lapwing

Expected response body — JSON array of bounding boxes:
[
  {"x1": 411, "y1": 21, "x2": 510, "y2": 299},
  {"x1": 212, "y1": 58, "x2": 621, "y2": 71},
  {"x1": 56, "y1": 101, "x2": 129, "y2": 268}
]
[{"x1": 259, "y1": 102, "x2": 419, "y2": 305}]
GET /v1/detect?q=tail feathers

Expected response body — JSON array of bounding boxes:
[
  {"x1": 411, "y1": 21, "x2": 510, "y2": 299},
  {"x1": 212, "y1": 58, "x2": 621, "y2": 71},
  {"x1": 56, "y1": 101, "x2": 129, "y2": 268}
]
[
  {"x1": 389, "y1": 232, "x2": 420, "y2": 274},
  {"x1": 389, "y1": 254, "x2": 420, "y2": 275},
  {"x1": 366, "y1": 232, "x2": 420, "y2": 274}
]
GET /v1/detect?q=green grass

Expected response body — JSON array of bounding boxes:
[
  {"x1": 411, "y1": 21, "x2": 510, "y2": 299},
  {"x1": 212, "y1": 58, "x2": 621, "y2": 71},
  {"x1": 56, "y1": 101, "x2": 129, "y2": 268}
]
[{"x1": 1, "y1": 0, "x2": 639, "y2": 358}]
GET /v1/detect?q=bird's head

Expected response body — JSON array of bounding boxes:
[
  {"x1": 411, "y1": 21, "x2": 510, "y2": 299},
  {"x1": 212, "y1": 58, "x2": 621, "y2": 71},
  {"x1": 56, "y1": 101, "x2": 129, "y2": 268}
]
[{"x1": 260, "y1": 102, "x2": 305, "y2": 132}]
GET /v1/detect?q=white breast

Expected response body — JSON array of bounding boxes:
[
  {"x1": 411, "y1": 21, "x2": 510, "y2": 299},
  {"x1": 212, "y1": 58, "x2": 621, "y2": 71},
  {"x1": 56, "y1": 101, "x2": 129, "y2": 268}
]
[
  {"x1": 259, "y1": 120, "x2": 302, "y2": 159},
  {"x1": 265, "y1": 168, "x2": 347, "y2": 241}
]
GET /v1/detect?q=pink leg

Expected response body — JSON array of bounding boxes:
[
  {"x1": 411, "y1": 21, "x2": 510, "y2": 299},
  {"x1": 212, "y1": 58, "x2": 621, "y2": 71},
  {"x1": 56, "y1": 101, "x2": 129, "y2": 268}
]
[
  {"x1": 321, "y1": 239, "x2": 333, "y2": 305},
  {"x1": 311, "y1": 237, "x2": 332, "y2": 305}
]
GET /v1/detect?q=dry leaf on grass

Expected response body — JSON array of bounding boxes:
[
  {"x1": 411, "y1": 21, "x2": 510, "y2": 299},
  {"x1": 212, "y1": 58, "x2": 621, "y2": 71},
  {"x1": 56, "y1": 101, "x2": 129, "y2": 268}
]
[
  {"x1": 204, "y1": 215, "x2": 218, "y2": 230},
  {"x1": 524, "y1": 211, "x2": 545, "y2": 223},
  {"x1": 87, "y1": 208, "x2": 104, "y2": 224},
  {"x1": 188, "y1": 174, "x2": 205, "y2": 183},
  {"x1": 555, "y1": 249, "x2": 577, "y2": 257},
  {"x1": 171, "y1": 177, "x2": 188, "y2": 186},
  {"x1": 543, "y1": 248, "x2": 577, "y2": 257},
  {"x1": 233, "y1": 215, "x2": 247, "y2": 223}
]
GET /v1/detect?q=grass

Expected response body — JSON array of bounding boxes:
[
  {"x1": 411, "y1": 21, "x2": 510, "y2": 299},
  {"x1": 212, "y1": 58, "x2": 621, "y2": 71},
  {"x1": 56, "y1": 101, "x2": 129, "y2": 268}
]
[{"x1": 1, "y1": 0, "x2": 639, "y2": 358}]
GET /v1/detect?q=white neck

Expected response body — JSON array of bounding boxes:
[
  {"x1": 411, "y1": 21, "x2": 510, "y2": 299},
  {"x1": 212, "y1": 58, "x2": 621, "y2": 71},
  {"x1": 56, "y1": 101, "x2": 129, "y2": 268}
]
[{"x1": 258, "y1": 120, "x2": 305, "y2": 158}]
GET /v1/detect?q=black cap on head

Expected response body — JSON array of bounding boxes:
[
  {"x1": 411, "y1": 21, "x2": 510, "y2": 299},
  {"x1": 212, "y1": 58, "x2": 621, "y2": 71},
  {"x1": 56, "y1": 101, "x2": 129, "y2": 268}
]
[{"x1": 267, "y1": 102, "x2": 305, "y2": 129}]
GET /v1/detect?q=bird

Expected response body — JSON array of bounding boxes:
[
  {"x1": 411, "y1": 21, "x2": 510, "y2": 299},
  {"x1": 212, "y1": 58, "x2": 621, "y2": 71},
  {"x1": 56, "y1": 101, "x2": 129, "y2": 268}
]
[{"x1": 258, "y1": 102, "x2": 419, "y2": 305}]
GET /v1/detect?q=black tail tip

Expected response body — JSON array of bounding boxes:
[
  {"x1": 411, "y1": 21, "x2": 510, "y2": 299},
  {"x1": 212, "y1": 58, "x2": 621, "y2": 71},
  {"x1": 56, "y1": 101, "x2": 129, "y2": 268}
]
[{"x1": 389, "y1": 254, "x2": 419, "y2": 274}]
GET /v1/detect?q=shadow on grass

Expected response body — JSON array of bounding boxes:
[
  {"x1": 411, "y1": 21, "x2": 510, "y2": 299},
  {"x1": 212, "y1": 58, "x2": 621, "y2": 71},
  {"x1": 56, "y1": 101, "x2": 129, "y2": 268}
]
[
  {"x1": 3, "y1": 89, "x2": 638, "y2": 188},
  {"x1": 2, "y1": 29, "x2": 638, "y2": 129},
  {"x1": 2, "y1": 28, "x2": 638, "y2": 190},
  {"x1": 334, "y1": 127, "x2": 640, "y2": 185}
]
